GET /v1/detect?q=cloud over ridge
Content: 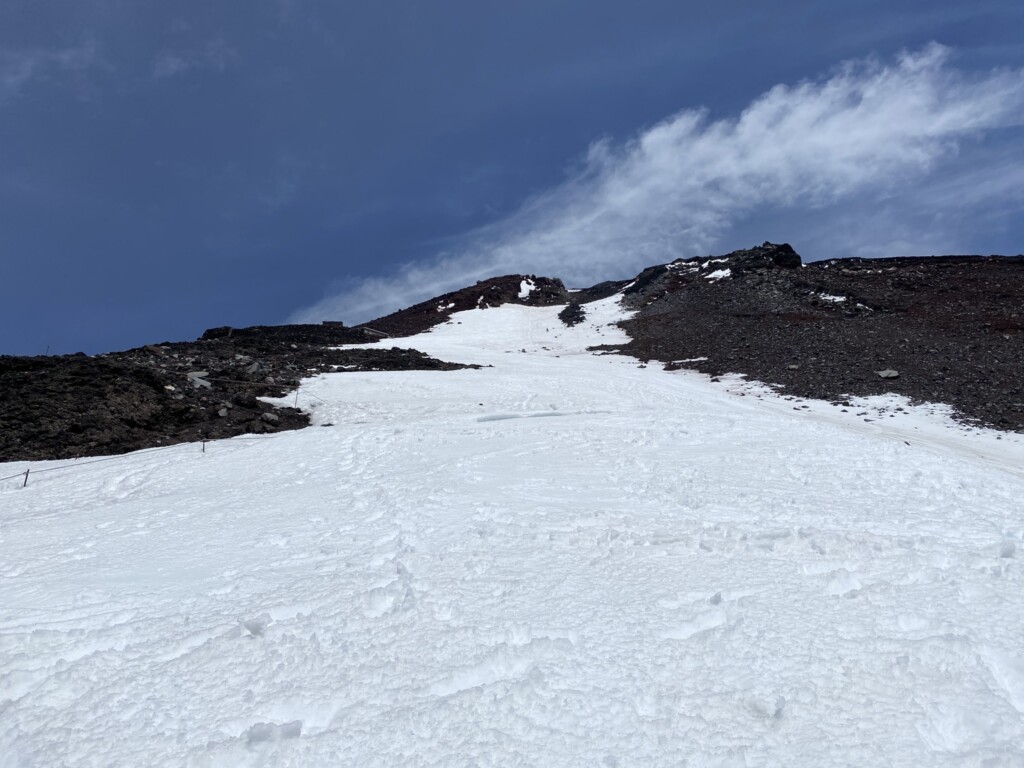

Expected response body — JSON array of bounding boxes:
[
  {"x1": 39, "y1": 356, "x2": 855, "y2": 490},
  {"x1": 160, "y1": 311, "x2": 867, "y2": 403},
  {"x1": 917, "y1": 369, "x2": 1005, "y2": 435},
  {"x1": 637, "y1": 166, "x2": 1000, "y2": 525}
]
[{"x1": 293, "y1": 44, "x2": 1024, "y2": 324}]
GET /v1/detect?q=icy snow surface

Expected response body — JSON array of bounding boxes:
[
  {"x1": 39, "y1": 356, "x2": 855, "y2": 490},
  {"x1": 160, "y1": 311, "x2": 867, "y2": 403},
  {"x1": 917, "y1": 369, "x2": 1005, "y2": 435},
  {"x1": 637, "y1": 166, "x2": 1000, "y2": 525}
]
[{"x1": 3, "y1": 295, "x2": 1024, "y2": 767}]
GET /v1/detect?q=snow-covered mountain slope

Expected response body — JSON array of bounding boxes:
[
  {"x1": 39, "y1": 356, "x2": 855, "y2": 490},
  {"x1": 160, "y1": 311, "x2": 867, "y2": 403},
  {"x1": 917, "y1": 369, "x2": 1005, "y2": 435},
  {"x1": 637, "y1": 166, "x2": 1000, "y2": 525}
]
[{"x1": 2, "y1": 296, "x2": 1024, "y2": 767}]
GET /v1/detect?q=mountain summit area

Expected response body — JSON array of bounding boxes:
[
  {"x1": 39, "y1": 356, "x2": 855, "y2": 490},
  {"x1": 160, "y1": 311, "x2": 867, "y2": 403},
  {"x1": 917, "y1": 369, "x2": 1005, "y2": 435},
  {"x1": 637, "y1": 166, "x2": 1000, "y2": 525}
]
[
  {"x1": 2, "y1": 245, "x2": 1024, "y2": 766},
  {"x1": 2, "y1": 243, "x2": 1022, "y2": 462}
]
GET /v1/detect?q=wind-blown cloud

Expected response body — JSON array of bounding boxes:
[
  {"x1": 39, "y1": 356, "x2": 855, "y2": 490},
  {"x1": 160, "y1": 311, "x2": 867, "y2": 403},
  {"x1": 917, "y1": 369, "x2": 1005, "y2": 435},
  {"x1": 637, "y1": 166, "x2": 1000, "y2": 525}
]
[
  {"x1": 153, "y1": 39, "x2": 238, "y2": 79},
  {"x1": 293, "y1": 44, "x2": 1024, "y2": 324},
  {"x1": 0, "y1": 40, "x2": 97, "y2": 106}
]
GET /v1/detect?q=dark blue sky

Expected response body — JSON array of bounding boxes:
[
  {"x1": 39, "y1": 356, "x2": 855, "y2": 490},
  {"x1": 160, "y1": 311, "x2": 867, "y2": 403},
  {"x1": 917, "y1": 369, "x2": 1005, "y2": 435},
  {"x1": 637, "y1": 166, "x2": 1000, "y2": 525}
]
[{"x1": 2, "y1": 1, "x2": 1023, "y2": 354}]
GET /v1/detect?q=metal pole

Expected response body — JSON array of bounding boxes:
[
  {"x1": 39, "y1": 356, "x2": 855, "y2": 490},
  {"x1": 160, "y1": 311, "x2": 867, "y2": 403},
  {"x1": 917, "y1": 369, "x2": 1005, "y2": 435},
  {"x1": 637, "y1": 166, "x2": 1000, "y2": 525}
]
[{"x1": 22, "y1": 469, "x2": 29, "y2": 487}]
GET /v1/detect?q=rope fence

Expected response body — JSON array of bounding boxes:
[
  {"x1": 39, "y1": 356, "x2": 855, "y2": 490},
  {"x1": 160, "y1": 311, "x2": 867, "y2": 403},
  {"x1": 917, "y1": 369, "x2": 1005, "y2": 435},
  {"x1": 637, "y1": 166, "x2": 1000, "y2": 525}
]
[
  {"x1": 0, "y1": 432, "x2": 298, "y2": 492},
  {"x1": 0, "y1": 442, "x2": 197, "y2": 487}
]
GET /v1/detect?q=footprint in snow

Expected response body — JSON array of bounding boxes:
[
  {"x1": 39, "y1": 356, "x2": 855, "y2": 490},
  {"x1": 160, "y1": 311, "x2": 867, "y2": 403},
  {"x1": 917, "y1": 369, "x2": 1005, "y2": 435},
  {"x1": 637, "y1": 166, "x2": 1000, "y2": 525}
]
[
  {"x1": 661, "y1": 606, "x2": 729, "y2": 640},
  {"x1": 244, "y1": 720, "x2": 302, "y2": 746},
  {"x1": 825, "y1": 569, "x2": 862, "y2": 597}
]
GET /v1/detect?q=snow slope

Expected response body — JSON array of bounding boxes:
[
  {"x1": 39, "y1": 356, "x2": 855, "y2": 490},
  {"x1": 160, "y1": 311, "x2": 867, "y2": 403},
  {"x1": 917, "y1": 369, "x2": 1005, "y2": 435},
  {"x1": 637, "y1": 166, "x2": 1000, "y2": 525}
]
[{"x1": 2, "y1": 296, "x2": 1024, "y2": 767}]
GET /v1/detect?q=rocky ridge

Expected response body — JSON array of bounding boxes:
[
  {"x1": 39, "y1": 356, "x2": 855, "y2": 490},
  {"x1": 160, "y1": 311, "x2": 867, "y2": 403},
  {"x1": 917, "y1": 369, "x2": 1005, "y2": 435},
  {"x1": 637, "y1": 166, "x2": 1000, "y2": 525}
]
[
  {"x1": 2, "y1": 246, "x2": 1021, "y2": 463},
  {"x1": 605, "y1": 243, "x2": 1024, "y2": 432},
  {"x1": 0, "y1": 278, "x2": 568, "y2": 463},
  {"x1": 354, "y1": 274, "x2": 568, "y2": 338},
  {"x1": 0, "y1": 324, "x2": 472, "y2": 462}
]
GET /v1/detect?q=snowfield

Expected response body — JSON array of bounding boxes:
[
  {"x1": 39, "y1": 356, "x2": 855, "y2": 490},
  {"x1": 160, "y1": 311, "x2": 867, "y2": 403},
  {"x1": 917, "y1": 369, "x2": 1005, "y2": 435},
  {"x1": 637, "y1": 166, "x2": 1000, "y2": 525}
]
[{"x1": 3, "y1": 296, "x2": 1024, "y2": 767}]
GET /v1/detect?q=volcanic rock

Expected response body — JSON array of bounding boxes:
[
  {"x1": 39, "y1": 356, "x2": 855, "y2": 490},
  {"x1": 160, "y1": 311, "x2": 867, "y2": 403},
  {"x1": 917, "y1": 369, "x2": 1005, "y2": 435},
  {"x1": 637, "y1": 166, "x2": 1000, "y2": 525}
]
[
  {"x1": 3, "y1": 242, "x2": 1022, "y2": 464},
  {"x1": 357, "y1": 274, "x2": 568, "y2": 338},
  {"x1": 606, "y1": 243, "x2": 1024, "y2": 432},
  {"x1": 558, "y1": 301, "x2": 587, "y2": 327},
  {"x1": 0, "y1": 324, "x2": 474, "y2": 462}
]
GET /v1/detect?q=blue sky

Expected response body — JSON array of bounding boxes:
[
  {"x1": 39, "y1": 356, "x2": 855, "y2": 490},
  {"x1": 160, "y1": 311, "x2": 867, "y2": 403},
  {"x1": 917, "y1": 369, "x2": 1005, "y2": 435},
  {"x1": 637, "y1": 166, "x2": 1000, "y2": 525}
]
[{"x1": 2, "y1": 2, "x2": 1023, "y2": 355}]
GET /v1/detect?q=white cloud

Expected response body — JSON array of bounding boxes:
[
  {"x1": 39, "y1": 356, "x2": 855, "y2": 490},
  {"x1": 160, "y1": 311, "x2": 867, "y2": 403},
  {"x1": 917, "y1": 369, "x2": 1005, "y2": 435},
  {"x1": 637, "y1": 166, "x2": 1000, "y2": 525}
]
[
  {"x1": 153, "y1": 39, "x2": 238, "y2": 79},
  {"x1": 0, "y1": 40, "x2": 97, "y2": 106},
  {"x1": 292, "y1": 44, "x2": 1024, "y2": 324}
]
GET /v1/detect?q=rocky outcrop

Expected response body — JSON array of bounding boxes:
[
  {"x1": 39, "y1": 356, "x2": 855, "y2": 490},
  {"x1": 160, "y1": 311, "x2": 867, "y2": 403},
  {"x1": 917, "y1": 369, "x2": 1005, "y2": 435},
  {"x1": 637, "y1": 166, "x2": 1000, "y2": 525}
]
[
  {"x1": 558, "y1": 301, "x2": 587, "y2": 327},
  {"x1": 604, "y1": 244, "x2": 1024, "y2": 432},
  {"x1": 356, "y1": 274, "x2": 568, "y2": 338},
  {"x1": 0, "y1": 325, "x2": 473, "y2": 462}
]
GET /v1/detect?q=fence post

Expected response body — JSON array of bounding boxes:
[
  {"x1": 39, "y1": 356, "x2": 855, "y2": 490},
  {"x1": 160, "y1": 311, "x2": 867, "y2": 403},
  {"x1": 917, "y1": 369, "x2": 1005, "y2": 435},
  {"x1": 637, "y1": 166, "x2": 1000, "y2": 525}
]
[
  {"x1": 202, "y1": 439, "x2": 207, "y2": 454},
  {"x1": 22, "y1": 469, "x2": 29, "y2": 487}
]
